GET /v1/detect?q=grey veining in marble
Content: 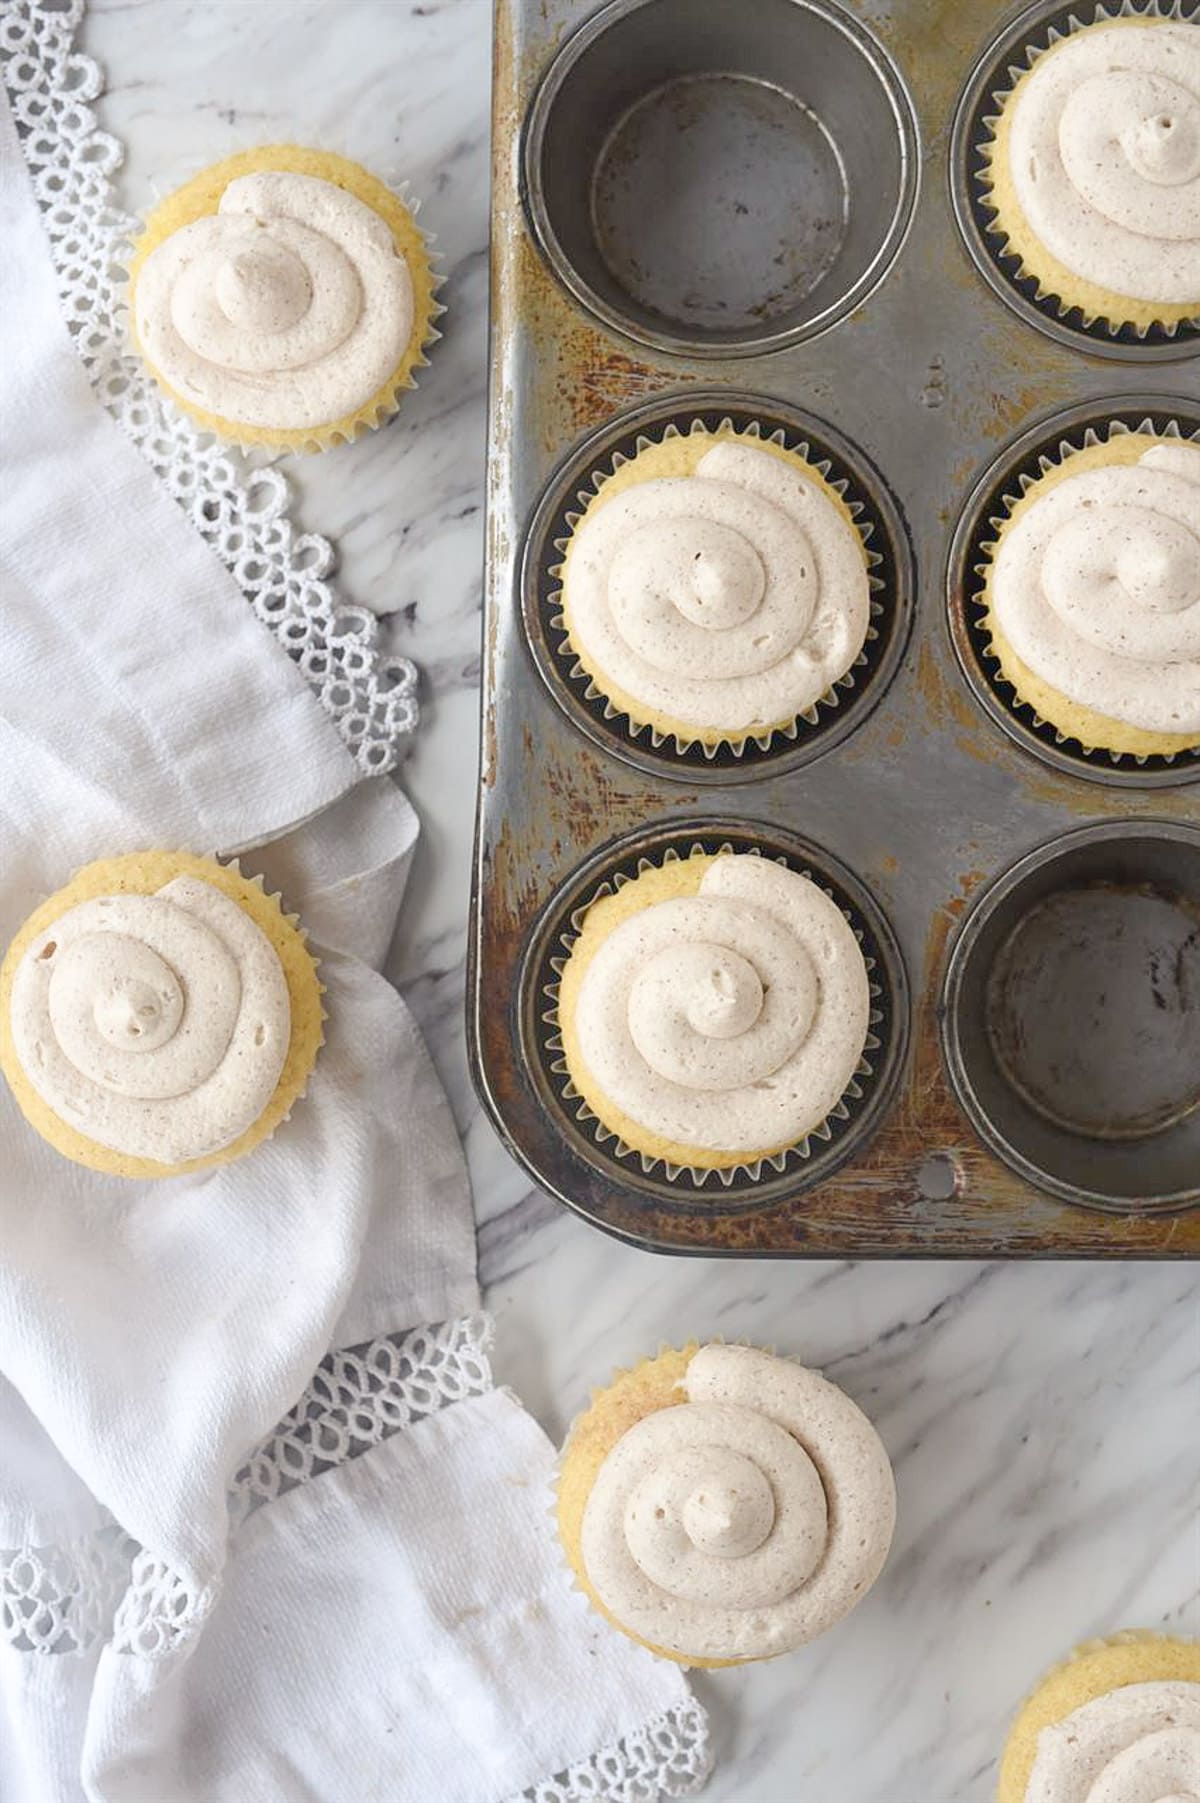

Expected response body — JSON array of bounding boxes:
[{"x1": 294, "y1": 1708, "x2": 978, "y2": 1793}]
[{"x1": 85, "y1": 3, "x2": 1199, "y2": 1799}]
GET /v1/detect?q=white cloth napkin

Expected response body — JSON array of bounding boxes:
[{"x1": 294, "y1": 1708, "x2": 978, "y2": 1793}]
[{"x1": 0, "y1": 82, "x2": 706, "y2": 1803}]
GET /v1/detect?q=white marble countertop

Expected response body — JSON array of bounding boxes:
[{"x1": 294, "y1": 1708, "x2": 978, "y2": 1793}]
[{"x1": 82, "y1": 2, "x2": 1197, "y2": 1799}]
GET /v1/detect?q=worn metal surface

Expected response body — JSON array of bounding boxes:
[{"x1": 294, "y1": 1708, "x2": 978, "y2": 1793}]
[{"x1": 469, "y1": 0, "x2": 1200, "y2": 1258}]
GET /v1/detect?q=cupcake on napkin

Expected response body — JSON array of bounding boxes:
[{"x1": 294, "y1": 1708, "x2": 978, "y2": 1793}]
[
  {"x1": 129, "y1": 146, "x2": 440, "y2": 452},
  {"x1": 0, "y1": 851, "x2": 323, "y2": 1178}
]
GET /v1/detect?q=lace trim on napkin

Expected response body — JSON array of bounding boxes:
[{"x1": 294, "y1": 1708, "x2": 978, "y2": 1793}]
[
  {"x1": 0, "y1": 0, "x2": 419, "y2": 774},
  {"x1": 1, "y1": 1316, "x2": 493, "y2": 1657},
  {"x1": 509, "y1": 1698, "x2": 713, "y2": 1803}
]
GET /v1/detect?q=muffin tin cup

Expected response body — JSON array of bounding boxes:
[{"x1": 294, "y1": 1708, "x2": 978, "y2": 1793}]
[
  {"x1": 521, "y1": 0, "x2": 920, "y2": 358},
  {"x1": 521, "y1": 391, "x2": 915, "y2": 784},
  {"x1": 518, "y1": 819, "x2": 910, "y2": 1213},
  {"x1": 949, "y1": 0, "x2": 1200, "y2": 363},
  {"x1": 941, "y1": 819, "x2": 1200, "y2": 1213},
  {"x1": 946, "y1": 395, "x2": 1200, "y2": 788}
]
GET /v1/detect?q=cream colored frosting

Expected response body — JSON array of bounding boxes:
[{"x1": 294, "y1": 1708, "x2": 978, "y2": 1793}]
[
  {"x1": 579, "y1": 1344, "x2": 895, "y2": 1661},
  {"x1": 1025, "y1": 1681, "x2": 1200, "y2": 1803},
  {"x1": 1008, "y1": 23, "x2": 1200, "y2": 305},
  {"x1": 574, "y1": 856, "x2": 870, "y2": 1157},
  {"x1": 566, "y1": 442, "x2": 870, "y2": 734},
  {"x1": 135, "y1": 172, "x2": 414, "y2": 429},
  {"x1": 992, "y1": 443, "x2": 1200, "y2": 737},
  {"x1": 10, "y1": 878, "x2": 290, "y2": 1162}
]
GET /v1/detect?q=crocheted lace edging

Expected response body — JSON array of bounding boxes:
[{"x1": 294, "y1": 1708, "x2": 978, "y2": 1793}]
[{"x1": 0, "y1": 0, "x2": 419, "y2": 774}]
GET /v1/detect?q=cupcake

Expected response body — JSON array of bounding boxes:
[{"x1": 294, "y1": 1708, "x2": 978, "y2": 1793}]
[
  {"x1": 981, "y1": 15, "x2": 1200, "y2": 335},
  {"x1": 556, "y1": 1342, "x2": 896, "y2": 1669},
  {"x1": 128, "y1": 146, "x2": 439, "y2": 452},
  {"x1": 997, "y1": 1632, "x2": 1200, "y2": 1802},
  {"x1": 981, "y1": 432, "x2": 1200, "y2": 758},
  {"x1": 0, "y1": 852, "x2": 323, "y2": 1178},
  {"x1": 556, "y1": 850, "x2": 871, "y2": 1172},
  {"x1": 558, "y1": 424, "x2": 871, "y2": 751}
]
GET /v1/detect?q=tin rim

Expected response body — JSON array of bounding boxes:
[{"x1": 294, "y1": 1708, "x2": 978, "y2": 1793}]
[
  {"x1": 518, "y1": 817, "x2": 910, "y2": 1211},
  {"x1": 945, "y1": 394, "x2": 1200, "y2": 788},
  {"x1": 521, "y1": 390, "x2": 915, "y2": 785},
  {"x1": 521, "y1": 0, "x2": 920, "y2": 359},
  {"x1": 940, "y1": 818, "x2": 1200, "y2": 1213},
  {"x1": 948, "y1": 0, "x2": 1200, "y2": 364}
]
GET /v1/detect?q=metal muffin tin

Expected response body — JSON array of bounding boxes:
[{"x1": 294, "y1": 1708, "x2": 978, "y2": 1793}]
[{"x1": 471, "y1": 0, "x2": 1200, "y2": 1258}]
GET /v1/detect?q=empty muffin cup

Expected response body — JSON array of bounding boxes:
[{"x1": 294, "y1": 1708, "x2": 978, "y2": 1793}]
[
  {"x1": 941, "y1": 820, "x2": 1200, "y2": 1212},
  {"x1": 522, "y1": 0, "x2": 920, "y2": 356}
]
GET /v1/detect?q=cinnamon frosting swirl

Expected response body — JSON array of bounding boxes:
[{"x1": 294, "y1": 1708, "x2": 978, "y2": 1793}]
[{"x1": 1024, "y1": 1680, "x2": 1200, "y2": 1803}]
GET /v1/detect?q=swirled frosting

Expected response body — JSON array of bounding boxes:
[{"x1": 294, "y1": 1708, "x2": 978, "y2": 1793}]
[
  {"x1": 134, "y1": 172, "x2": 414, "y2": 429},
  {"x1": 580, "y1": 1344, "x2": 895, "y2": 1661},
  {"x1": 573, "y1": 856, "x2": 870, "y2": 1158},
  {"x1": 991, "y1": 442, "x2": 1200, "y2": 737},
  {"x1": 565, "y1": 441, "x2": 870, "y2": 735},
  {"x1": 1007, "y1": 23, "x2": 1200, "y2": 305},
  {"x1": 1025, "y1": 1681, "x2": 1200, "y2": 1803},
  {"x1": 9, "y1": 877, "x2": 290, "y2": 1163}
]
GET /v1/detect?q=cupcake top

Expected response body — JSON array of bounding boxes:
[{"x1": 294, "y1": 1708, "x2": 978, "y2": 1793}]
[
  {"x1": 1005, "y1": 21, "x2": 1200, "y2": 307},
  {"x1": 1023, "y1": 1679, "x2": 1200, "y2": 1802},
  {"x1": 7, "y1": 874, "x2": 290, "y2": 1165},
  {"x1": 564, "y1": 438, "x2": 869, "y2": 737},
  {"x1": 577, "y1": 1343, "x2": 895, "y2": 1662},
  {"x1": 134, "y1": 168, "x2": 415, "y2": 432},
  {"x1": 991, "y1": 439, "x2": 1200, "y2": 739},
  {"x1": 568, "y1": 854, "x2": 870, "y2": 1161}
]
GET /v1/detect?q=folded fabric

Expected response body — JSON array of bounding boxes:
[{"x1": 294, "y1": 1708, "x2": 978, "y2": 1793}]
[{"x1": 0, "y1": 42, "x2": 708, "y2": 1802}]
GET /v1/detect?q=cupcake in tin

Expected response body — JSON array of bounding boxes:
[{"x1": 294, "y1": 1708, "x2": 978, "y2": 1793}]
[
  {"x1": 556, "y1": 1342, "x2": 896, "y2": 1669},
  {"x1": 998, "y1": 1631, "x2": 1200, "y2": 1802},
  {"x1": 0, "y1": 852, "x2": 323, "y2": 1178},
  {"x1": 980, "y1": 13, "x2": 1200, "y2": 335},
  {"x1": 980, "y1": 430, "x2": 1200, "y2": 758},
  {"x1": 557, "y1": 423, "x2": 872, "y2": 753},
  {"x1": 556, "y1": 849, "x2": 872, "y2": 1173},
  {"x1": 129, "y1": 146, "x2": 440, "y2": 453}
]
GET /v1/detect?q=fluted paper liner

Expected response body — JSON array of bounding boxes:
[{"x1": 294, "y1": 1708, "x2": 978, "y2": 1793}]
[
  {"x1": 543, "y1": 413, "x2": 894, "y2": 765},
  {"x1": 961, "y1": 410, "x2": 1200, "y2": 773},
  {"x1": 539, "y1": 842, "x2": 885, "y2": 1191}
]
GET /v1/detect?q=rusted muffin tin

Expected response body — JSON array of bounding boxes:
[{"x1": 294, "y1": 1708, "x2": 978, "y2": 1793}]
[{"x1": 470, "y1": 0, "x2": 1200, "y2": 1258}]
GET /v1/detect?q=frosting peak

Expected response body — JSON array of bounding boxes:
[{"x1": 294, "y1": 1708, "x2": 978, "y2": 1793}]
[
  {"x1": 1025, "y1": 1681, "x2": 1200, "y2": 1803},
  {"x1": 1008, "y1": 23, "x2": 1200, "y2": 305},
  {"x1": 991, "y1": 442, "x2": 1200, "y2": 737},
  {"x1": 10, "y1": 877, "x2": 290, "y2": 1163},
  {"x1": 580, "y1": 1345, "x2": 895, "y2": 1661},
  {"x1": 565, "y1": 440, "x2": 870, "y2": 736},
  {"x1": 135, "y1": 170, "x2": 414, "y2": 431}
]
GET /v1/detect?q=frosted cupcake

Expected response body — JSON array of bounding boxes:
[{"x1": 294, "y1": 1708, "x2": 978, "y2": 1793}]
[
  {"x1": 982, "y1": 16, "x2": 1200, "y2": 334},
  {"x1": 129, "y1": 146, "x2": 439, "y2": 452},
  {"x1": 556, "y1": 1342, "x2": 896, "y2": 1669},
  {"x1": 982, "y1": 433, "x2": 1200, "y2": 758},
  {"x1": 997, "y1": 1631, "x2": 1200, "y2": 1802},
  {"x1": 558, "y1": 425, "x2": 871, "y2": 751},
  {"x1": 557, "y1": 850, "x2": 871, "y2": 1172},
  {"x1": 0, "y1": 852, "x2": 323, "y2": 1178}
]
